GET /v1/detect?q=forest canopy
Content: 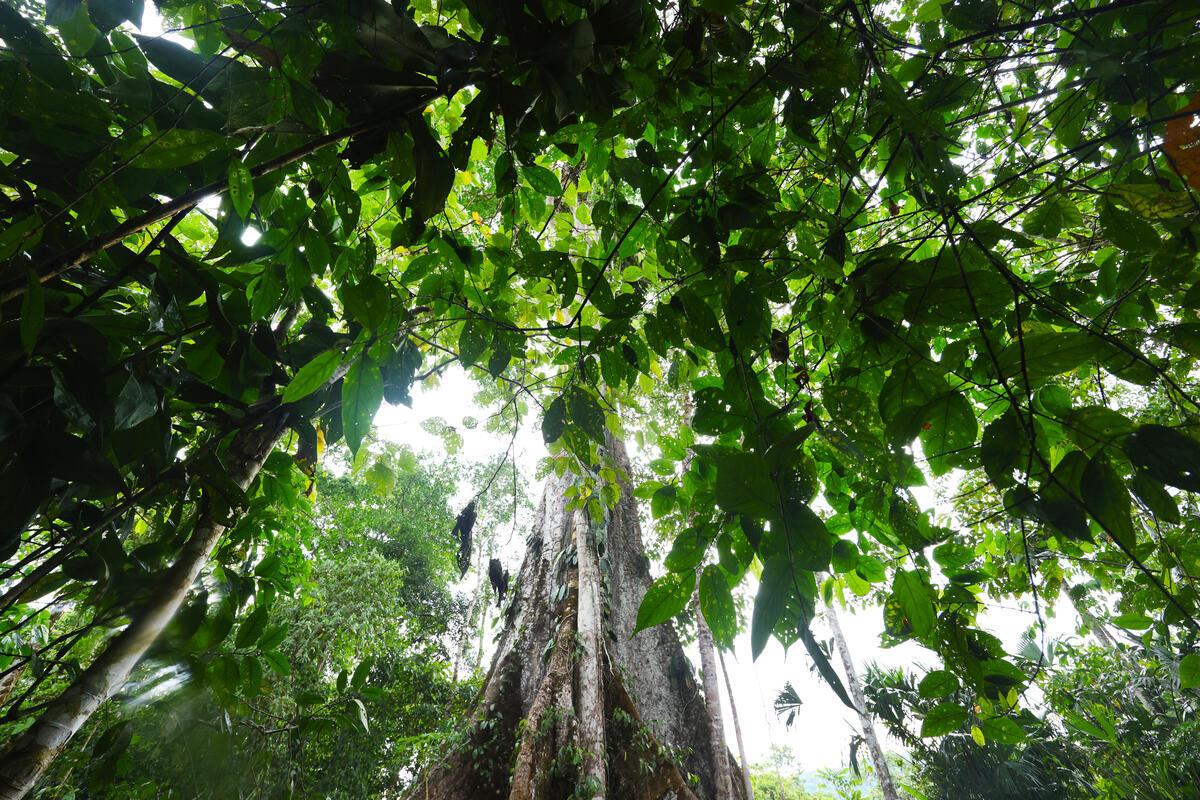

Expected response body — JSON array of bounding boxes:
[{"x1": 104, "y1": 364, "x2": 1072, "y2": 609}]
[{"x1": 2, "y1": 0, "x2": 1200, "y2": 796}]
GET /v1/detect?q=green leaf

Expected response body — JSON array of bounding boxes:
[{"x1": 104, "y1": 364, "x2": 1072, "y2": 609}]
[
  {"x1": 675, "y1": 288, "x2": 725, "y2": 352},
  {"x1": 258, "y1": 625, "x2": 287, "y2": 652},
  {"x1": 921, "y1": 702, "x2": 967, "y2": 737},
  {"x1": 542, "y1": 396, "x2": 567, "y2": 443},
  {"x1": 830, "y1": 539, "x2": 859, "y2": 573},
  {"x1": 651, "y1": 485, "x2": 677, "y2": 520},
  {"x1": 1022, "y1": 195, "x2": 1082, "y2": 239},
  {"x1": 917, "y1": 391, "x2": 977, "y2": 474},
  {"x1": 1180, "y1": 653, "x2": 1200, "y2": 690},
  {"x1": 241, "y1": 654, "x2": 263, "y2": 695},
  {"x1": 1081, "y1": 456, "x2": 1136, "y2": 550},
  {"x1": 341, "y1": 276, "x2": 389, "y2": 332},
  {"x1": 567, "y1": 387, "x2": 606, "y2": 442},
  {"x1": 228, "y1": 160, "x2": 254, "y2": 220},
  {"x1": 727, "y1": 279, "x2": 770, "y2": 353},
  {"x1": 798, "y1": 616, "x2": 856, "y2": 712},
  {"x1": 981, "y1": 717, "x2": 1026, "y2": 745},
  {"x1": 457, "y1": 319, "x2": 489, "y2": 366},
  {"x1": 713, "y1": 452, "x2": 776, "y2": 517},
  {"x1": 19, "y1": 270, "x2": 43, "y2": 356},
  {"x1": 522, "y1": 164, "x2": 563, "y2": 196},
  {"x1": 770, "y1": 500, "x2": 832, "y2": 573},
  {"x1": 634, "y1": 572, "x2": 692, "y2": 634},
  {"x1": 350, "y1": 698, "x2": 369, "y2": 733},
  {"x1": 494, "y1": 151, "x2": 516, "y2": 196},
  {"x1": 1064, "y1": 406, "x2": 1135, "y2": 453},
  {"x1": 918, "y1": 670, "x2": 960, "y2": 699},
  {"x1": 410, "y1": 118, "x2": 455, "y2": 224},
  {"x1": 751, "y1": 555, "x2": 790, "y2": 660},
  {"x1": 114, "y1": 374, "x2": 157, "y2": 430},
  {"x1": 262, "y1": 650, "x2": 291, "y2": 676},
  {"x1": 1130, "y1": 472, "x2": 1180, "y2": 525},
  {"x1": 342, "y1": 354, "x2": 384, "y2": 456},
  {"x1": 980, "y1": 409, "x2": 1022, "y2": 488},
  {"x1": 1111, "y1": 612, "x2": 1153, "y2": 630},
  {"x1": 996, "y1": 332, "x2": 1103, "y2": 384},
  {"x1": 235, "y1": 605, "x2": 269, "y2": 648},
  {"x1": 119, "y1": 129, "x2": 230, "y2": 169},
  {"x1": 1123, "y1": 424, "x2": 1200, "y2": 492},
  {"x1": 1100, "y1": 199, "x2": 1159, "y2": 252},
  {"x1": 282, "y1": 349, "x2": 341, "y2": 403},
  {"x1": 699, "y1": 565, "x2": 736, "y2": 648},
  {"x1": 55, "y1": 0, "x2": 98, "y2": 57},
  {"x1": 664, "y1": 526, "x2": 707, "y2": 572},
  {"x1": 351, "y1": 658, "x2": 372, "y2": 689},
  {"x1": 892, "y1": 570, "x2": 936, "y2": 638}
]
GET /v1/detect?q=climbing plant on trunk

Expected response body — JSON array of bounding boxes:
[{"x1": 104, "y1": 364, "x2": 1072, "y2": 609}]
[{"x1": 407, "y1": 439, "x2": 746, "y2": 800}]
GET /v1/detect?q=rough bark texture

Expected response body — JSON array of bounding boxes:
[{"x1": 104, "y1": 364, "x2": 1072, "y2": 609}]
[
  {"x1": 692, "y1": 587, "x2": 734, "y2": 799},
  {"x1": 0, "y1": 412, "x2": 289, "y2": 800},
  {"x1": 826, "y1": 609, "x2": 899, "y2": 800},
  {"x1": 408, "y1": 439, "x2": 747, "y2": 800}
]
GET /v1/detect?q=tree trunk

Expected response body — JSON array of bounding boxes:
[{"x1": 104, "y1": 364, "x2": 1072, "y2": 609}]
[
  {"x1": 408, "y1": 438, "x2": 747, "y2": 799},
  {"x1": 718, "y1": 650, "x2": 754, "y2": 800},
  {"x1": 0, "y1": 412, "x2": 289, "y2": 800},
  {"x1": 693, "y1": 583, "x2": 734, "y2": 799},
  {"x1": 826, "y1": 608, "x2": 899, "y2": 800}
]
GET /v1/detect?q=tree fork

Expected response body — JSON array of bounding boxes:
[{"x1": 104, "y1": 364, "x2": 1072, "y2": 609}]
[{"x1": 0, "y1": 410, "x2": 291, "y2": 800}]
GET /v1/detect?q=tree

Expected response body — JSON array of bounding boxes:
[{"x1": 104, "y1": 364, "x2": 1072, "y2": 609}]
[
  {"x1": 24, "y1": 445, "x2": 473, "y2": 799},
  {"x1": 4, "y1": 0, "x2": 1200, "y2": 795},
  {"x1": 825, "y1": 609, "x2": 899, "y2": 800},
  {"x1": 406, "y1": 438, "x2": 746, "y2": 799}
]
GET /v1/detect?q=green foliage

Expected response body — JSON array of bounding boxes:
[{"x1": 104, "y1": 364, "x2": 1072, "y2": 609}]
[
  {"x1": 30, "y1": 448, "x2": 472, "y2": 799},
  {"x1": 3, "y1": 0, "x2": 1200, "y2": 779}
]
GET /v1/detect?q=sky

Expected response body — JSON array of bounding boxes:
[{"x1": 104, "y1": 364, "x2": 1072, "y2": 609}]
[{"x1": 373, "y1": 369, "x2": 1081, "y2": 773}]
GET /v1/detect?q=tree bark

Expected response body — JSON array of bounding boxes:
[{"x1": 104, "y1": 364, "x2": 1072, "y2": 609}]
[
  {"x1": 407, "y1": 438, "x2": 747, "y2": 799},
  {"x1": 826, "y1": 608, "x2": 899, "y2": 800},
  {"x1": 693, "y1": 583, "x2": 734, "y2": 800},
  {"x1": 0, "y1": 411, "x2": 289, "y2": 800},
  {"x1": 717, "y1": 649, "x2": 754, "y2": 800}
]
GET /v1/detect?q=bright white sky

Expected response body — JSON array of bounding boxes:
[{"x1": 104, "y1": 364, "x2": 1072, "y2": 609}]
[{"x1": 374, "y1": 369, "x2": 1080, "y2": 773}]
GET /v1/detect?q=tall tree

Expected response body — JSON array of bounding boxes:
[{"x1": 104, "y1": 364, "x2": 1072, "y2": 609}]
[
  {"x1": 826, "y1": 608, "x2": 899, "y2": 800},
  {"x1": 407, "y1": 439, "x2": 745, "y2": 799},
  {"x1": 4, "y1": 0, "x2": 1200, "y2": 794}
]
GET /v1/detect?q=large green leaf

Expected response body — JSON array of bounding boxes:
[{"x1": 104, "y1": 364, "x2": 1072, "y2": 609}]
[
  {"x1": 634, "y1": 572, "x2": 692, "y2": 634},
  {"x1": 921, "y1": 702, "x2": 967, "y2": 737},
  {"x1": 892, "y1": 569, "x2": 936, "y2": 638},
  {"x1": 282, "y1": 349, "x2": 341, "y2": 403},
  {"x1": 751, "y1": 555, "x2": 790, "y2": 659},
  {"x1": 699, "y1": 565, "x2": 736, "y2": 648},
  {"x1": 1124, "y1": 425, "x2": 1200, "y2": 492},
  {"x1": 1081, "y1": 456, "x2": 1136, "y2": 550},
  {"x1": 917, "y1": 391, "x2": 977, "y2": 475},
  {"x1": 342, "y1": 355, "x2": 384, "y2": 456}
]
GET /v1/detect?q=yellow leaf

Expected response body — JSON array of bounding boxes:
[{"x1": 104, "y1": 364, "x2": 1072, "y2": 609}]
[
  {"x1": 1110, "y1": 182, "x2": 1194, "y2": 219},
  {"x1": 316, "y1": 426, "x2": 326, "y2": 460},
  {"x1": 971, "y1": 725, "x2": 986, "y2": 747}
]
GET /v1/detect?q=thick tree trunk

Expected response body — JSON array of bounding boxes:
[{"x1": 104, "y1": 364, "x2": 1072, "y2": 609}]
[
  {"x1": 826, "y1": 609, "x2": 899, "y2": 800},
  {"x1": 0, "y1": 412, "x2": 289, "y2": 800},
  {"x1": 718, "y1": 650, "x2": 754, "y2": 800},
  {"x1": 408, "y1": 438, "x2": 746, "y2": 799}
]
